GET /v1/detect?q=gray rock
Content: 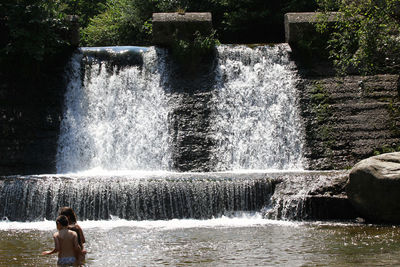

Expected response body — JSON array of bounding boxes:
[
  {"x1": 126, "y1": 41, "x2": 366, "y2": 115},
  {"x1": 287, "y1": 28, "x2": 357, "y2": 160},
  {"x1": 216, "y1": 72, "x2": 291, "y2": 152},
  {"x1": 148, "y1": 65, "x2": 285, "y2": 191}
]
[{"x1": 346, "y1": 152, "x2": 400, "y2": 223}]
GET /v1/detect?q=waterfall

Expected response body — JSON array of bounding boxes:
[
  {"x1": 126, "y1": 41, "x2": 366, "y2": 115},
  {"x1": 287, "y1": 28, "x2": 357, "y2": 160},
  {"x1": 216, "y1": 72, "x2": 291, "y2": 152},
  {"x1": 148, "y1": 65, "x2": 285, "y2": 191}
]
[
  {"x1": 262, "y1": 171, "x2": 349, "y2": 220},
  {"x1": 0, "y1": 44, "x2": 319, "y2": 222},
  {"x1": 56, "y1": 44, "x2": 305, "y2": 173},
  {"x1": 56, "y1": 47, "x2": 172, "y2": 173},
  {"x1": 210, "y1": 44, "x2": 305, "y2": 170},
  {"x1": 0, "y1": 174, "x2": 275, "y2": 221}
]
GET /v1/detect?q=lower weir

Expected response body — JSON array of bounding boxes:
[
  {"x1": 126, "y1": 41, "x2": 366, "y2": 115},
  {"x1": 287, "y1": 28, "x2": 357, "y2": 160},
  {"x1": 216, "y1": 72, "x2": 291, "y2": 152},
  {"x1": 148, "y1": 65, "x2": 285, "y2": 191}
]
[
  {"x1": 0, "y1": 170, "x2": 354, "y2": 221},
  {"x1": 0, "y1": 173, "x2": 273, "y2": 221}
]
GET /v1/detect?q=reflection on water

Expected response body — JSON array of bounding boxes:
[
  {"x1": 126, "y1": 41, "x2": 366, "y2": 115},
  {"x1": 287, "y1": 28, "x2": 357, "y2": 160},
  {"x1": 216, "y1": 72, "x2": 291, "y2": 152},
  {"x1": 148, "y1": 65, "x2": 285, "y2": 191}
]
[{"x1": 1, "y1": 216, "x2": 400, "y2": 266}]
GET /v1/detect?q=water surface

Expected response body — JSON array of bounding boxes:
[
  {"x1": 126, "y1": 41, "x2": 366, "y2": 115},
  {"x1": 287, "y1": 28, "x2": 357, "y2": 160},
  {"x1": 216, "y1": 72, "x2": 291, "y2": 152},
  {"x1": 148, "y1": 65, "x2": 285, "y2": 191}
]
[{"x1": 1, "y1": 215, "x2": 400, "y2": 266}]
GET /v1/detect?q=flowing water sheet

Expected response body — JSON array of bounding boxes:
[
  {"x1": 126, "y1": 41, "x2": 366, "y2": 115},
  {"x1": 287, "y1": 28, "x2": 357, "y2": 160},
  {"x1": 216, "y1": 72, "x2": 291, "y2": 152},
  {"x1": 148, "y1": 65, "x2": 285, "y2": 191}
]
[
  {"x1": 56, "y1": 47, "x2": 172, "y2": 173},
  {"x1": 211, "y1": 44, "x2": 305, "y2": 170}
]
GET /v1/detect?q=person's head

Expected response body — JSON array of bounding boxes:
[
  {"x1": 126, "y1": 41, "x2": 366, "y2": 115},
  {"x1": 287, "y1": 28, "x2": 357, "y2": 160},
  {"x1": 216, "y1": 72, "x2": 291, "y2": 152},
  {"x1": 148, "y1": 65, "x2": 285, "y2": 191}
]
[
  {"x1": 59, "y1": 207, "x2": 77, "y2": 224},
  {"x1": 56, "y1": 215, "x2": 69, "y2": 230}
]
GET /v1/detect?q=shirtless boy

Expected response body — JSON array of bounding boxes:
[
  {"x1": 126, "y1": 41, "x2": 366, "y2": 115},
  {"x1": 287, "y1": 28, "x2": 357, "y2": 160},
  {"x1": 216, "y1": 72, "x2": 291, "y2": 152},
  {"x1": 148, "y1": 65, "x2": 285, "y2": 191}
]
[{"x1": 42, "y1": 215, "x2": 81, "y2": 266}]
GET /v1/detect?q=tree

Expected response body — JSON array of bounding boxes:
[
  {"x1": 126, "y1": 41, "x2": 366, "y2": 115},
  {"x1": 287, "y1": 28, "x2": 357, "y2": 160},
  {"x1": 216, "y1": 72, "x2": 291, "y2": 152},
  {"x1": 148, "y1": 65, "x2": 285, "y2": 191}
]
[
  {"x1": 0, "y1": 0, "x2": 73, "y2": 79},
  {"x1": 317, "y1": 0, "x2": 400, "y2": 74}
]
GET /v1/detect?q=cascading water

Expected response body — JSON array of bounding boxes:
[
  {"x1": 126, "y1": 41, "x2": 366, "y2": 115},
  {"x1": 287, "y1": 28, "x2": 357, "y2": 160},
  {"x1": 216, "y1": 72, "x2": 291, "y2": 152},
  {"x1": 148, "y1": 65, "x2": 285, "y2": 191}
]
[
  {"x1": 0, "y1": 173, "x2": 275, "y2": 221},
  {"x1": 211, "y1": 44, "x2": 305, "y2": 170},
  {"x1": 56, "y1": 47, "x2": 172, "y2": 173},
  {"x1": 0, "y1": 44, "x2": 320, "y2": 222},
  {"x1": 57, "y1": 44, "x2": 305, "y2": 173}
]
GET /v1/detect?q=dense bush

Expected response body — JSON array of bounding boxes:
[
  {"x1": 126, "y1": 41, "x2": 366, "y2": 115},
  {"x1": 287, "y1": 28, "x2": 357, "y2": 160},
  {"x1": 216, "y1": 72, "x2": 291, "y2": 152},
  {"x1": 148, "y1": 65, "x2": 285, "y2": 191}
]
[
  {"x1": 81, "y1": 0, "x2": 157, "y2": 46},
  {"x1": 58, "y1": 0, "x2": 107, "y2": 28},
  {"x1": 317, "y1": 0, "x2": 400, "y2": 74},
  {"x1": 1, "y1": 1, "x2": 69, "y2": 76}
]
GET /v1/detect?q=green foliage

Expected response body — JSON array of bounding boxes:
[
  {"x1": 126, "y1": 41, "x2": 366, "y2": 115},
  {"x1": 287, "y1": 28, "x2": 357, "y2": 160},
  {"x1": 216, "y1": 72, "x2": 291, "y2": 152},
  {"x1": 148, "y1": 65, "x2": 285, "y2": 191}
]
[
  {"x1": 373, "y1": 143, "x2": 400, "y2": 155},
  {"x1": 81, "y1": 0, "x2": 128, "y2": 46},
  {"x1": 57, "y1": 0, "x2": 107, "y2": 28},
  {"x1": 309, "y1": 82, "x2": 335, "y2": 156},
  {"x1": 81, "y1": 0, "x2": 319, "y2": 46},
  {"x1": 217, "y1": 0, "x2": 317, "y2": 43},
  {"x1": 80, "y1": 0, "x2": 159, "y2": 46},
  {"x1": 0, "y1": 0, "x2": 74, "y2": 78},
  {"x1": 1, "y1": 0, "x2": 322, "y2": 71},
  {"x1": 387, "y1": 97, "x2": 400, "y2": 135},
  {"x1": 310, "y1": 82, "x2": 332, "y2": 123},
  {"x1": 171, "y1": 30, "x2": 220, "y2": 69},
  {"x1": 317, "y1": 0, "x2": 400, "y2": 75}
]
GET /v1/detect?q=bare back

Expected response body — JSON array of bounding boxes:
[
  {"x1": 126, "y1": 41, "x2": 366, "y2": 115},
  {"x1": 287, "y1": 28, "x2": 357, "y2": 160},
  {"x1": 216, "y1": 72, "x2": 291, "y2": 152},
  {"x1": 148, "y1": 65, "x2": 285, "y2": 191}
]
[{"x1": 54, "y1": 229, "x2": 79, "y2": 258}]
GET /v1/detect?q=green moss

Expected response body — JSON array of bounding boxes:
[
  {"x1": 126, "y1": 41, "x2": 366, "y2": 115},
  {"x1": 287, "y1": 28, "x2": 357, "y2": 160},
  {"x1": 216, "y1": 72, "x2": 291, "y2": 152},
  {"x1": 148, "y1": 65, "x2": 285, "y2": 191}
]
[
  {"x1": 387, "y1": 98, "x2": 400, "y2": 135},
  {"x1": 373, "y1": 143, "x2": 400, "y2": 156},
  {"x1": 309, "y1": 81, "x2": 336, "y2": 162},
  {"x1": 310, "y1": 82, "x2": 332, "y2": 123}
]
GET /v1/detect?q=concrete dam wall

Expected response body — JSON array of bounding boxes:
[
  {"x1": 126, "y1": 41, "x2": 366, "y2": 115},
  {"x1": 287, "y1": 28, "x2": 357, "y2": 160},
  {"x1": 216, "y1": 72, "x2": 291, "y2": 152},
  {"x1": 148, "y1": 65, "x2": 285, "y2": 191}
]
[{"x1": 0, "y1": 12, "x2": 399, "y2": 175}]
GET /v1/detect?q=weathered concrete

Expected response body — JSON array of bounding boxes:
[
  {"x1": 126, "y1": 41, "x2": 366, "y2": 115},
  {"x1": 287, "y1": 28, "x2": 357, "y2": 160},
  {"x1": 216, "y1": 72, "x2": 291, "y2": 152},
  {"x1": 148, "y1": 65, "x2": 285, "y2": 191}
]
[
  {"x1": 157, "y1": 49, "x2": 217, "y2": 172},
  {"x1": 299, "y1": 75, "x2": 400, "y2": 170},
  {"x1": 347, "y1": 152, "x2": 400, "y2": 223},
  {"x1": 152, "y1": 12, "x2": 212, "y2": 46},
  {"x1": 284, "y1": 12, "x2": 339, "y2": 44},
  {"x1": 263, "y1": 170, "x2": 359, "y2": 221}
]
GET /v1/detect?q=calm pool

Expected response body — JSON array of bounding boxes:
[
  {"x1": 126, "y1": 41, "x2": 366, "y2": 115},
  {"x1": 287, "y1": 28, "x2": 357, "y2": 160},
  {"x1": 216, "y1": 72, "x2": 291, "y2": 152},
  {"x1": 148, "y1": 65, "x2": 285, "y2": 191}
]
[{"x1": 1, "y1": 214, "x2": 400, "y2": 266}]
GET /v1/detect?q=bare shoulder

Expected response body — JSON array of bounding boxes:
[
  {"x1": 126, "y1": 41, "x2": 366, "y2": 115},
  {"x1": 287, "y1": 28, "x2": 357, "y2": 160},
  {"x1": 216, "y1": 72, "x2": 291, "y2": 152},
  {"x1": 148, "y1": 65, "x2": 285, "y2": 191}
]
[
  {"x1": 68, "y1": 229, "x2": 78, "y2": 237},
  {"x1": 74, "y1": 223, "x2": 83, "y2": 231}
]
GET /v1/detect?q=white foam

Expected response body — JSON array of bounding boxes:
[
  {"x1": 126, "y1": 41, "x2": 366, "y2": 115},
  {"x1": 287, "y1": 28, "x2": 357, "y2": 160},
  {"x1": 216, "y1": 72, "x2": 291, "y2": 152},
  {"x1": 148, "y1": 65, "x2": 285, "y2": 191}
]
[
  {"x1": 0, "y1": 213, "x2": 301, "y2": 231},
  {"x1": 56, "y1": 47, "x2": 172, "y2": 173},
  {"x1": 210, "y1": 44, "x2": 305, "y2": 170}
]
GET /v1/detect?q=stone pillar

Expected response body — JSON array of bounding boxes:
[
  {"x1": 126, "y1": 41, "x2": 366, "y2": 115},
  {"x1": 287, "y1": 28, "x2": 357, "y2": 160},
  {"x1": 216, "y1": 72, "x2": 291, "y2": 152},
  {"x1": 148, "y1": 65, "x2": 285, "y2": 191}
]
[
  {"x1": 152, "y1": 12, "x2": 212, "y2": 47},
  {"x1": 284, "y1": 12, "x2": 339, "y2": 44},
  {"x1": 66, "y1": 15, "x2": 80, "y2": 47}
]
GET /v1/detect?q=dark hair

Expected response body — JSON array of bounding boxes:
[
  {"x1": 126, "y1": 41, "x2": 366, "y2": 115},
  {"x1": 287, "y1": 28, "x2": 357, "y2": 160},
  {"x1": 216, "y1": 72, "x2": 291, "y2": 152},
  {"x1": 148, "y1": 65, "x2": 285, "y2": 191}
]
[
  {"x1": 56, "y1": 215, "x2": 69, "y2": 227},
  {"x1": 59, "y1": 207, "x2": 77, "y2": 224}
]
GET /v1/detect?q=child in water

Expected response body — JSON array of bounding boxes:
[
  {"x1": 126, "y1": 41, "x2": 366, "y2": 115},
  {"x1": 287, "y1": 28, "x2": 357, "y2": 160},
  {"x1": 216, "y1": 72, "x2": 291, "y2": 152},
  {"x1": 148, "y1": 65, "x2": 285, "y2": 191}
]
[
  {"x1": 42, "y1": 215, "x2": 81, "y2": 266},
  {"x1": 59, "y1": 207, "x2": 86, "y2": 263}
]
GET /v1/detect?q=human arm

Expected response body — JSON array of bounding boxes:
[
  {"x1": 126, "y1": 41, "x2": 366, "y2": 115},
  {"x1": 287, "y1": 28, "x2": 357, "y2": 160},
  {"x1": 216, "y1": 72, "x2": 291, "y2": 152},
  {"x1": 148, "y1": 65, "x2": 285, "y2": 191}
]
[
  {"x1": 73, "y1": 231, "x2": 82, "y2": 255},
  {"x1": 76, "y1": 224, "x2": 86, "y2": 244},
  {"x1": 41, "y1": 249, "x2": 57, "y2": 255},
  {"x1": 42, "y1": 234, "x2": 59, "y2": 255}
]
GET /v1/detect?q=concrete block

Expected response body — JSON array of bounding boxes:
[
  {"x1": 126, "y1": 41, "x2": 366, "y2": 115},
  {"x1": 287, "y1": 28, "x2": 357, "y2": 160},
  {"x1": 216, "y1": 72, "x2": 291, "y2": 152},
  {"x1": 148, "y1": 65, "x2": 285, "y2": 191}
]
[{"x1": 284, "y1": 12, "x2": 339, "y2": 44}]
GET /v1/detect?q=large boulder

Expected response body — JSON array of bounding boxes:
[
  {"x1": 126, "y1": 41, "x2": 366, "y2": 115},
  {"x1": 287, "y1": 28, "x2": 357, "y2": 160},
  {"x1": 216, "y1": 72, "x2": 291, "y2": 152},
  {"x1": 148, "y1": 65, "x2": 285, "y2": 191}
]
[{"x1": 346, "y1": 152, "x2": 400, "y2": 223}]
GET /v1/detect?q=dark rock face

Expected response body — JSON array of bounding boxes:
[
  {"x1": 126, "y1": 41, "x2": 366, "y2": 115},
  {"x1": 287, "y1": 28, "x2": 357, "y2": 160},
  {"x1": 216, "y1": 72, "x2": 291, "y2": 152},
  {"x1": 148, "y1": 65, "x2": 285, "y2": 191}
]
[
  {"x1": 0, "y1": 69, "x2": 67, "y2": 175},
  {"x1": 158, "y1": 49, "x2": 217, "y2": 172},
  {"x1": 298, "y1": 75, "x2": 400, "y2": 170},
  {"x1": 347, "y1": 152, "x2": 400, "y2": 223},
  {"x1": 302, "y1": 195, "x2": 357, "y2": 220},
  {"x1": 286, "y1": 13, "x2": 400, "y2": 170}
]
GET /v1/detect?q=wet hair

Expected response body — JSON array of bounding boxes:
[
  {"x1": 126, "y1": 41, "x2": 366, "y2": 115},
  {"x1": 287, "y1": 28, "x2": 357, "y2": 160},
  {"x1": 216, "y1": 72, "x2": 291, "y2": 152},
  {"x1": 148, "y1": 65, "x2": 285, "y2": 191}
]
[
  {"x1": 59, "y1": 207, "x2": 77, "y2": 224},
  {"x1": 56, "y1": 215, "x2": 69, "y2": 227}
]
